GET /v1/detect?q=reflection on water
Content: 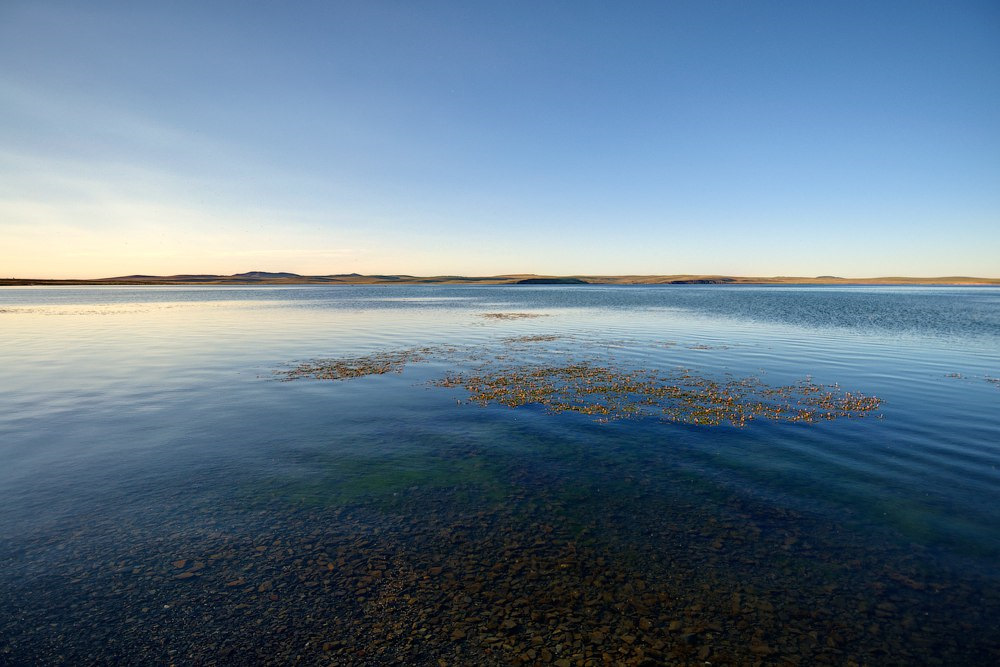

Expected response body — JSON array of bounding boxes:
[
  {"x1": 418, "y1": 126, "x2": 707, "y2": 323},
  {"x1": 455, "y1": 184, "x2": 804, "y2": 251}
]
[{"x1": 1, "y1": 285, "x2": 999, "y2": 664}]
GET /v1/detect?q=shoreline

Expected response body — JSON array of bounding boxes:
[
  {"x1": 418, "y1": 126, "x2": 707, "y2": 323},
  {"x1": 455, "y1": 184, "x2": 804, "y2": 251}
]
[{"x1": 3, "y1": 273, "x2": 999, "y2": 287}]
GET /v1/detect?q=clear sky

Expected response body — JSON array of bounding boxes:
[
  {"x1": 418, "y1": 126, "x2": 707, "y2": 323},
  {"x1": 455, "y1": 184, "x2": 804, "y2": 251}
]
[{"x1": 2, "y1": 1, "x2": 998, "y2": 278}]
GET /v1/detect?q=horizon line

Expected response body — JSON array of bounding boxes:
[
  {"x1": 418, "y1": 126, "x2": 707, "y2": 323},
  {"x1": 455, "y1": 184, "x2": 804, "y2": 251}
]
[{"x1": 3, "y1": 271, "x2": 999, "y2": 286}]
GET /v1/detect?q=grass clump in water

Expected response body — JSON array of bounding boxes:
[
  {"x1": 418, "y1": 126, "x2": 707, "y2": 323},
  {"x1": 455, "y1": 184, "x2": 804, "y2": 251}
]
[
  {"x1": 277, "y1": 341, "x2": 883, "y2": 427},
  {"x1": 502, "y1": 334, "x2": 561, "y2": 343},
  {"x1": 481, "y1": 312, "x2": 547, "y2": 320},
  {"x1": 278, "y1": 348, "x2": 433, "y2": 381},
  {"x1": 435, "y1": 362, "x2": 882, "y2": 427}
]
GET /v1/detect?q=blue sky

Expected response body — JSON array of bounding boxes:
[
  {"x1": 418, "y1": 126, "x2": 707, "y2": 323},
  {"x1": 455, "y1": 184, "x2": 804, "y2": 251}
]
[{"x1": 2, "y1": 1, "x2": 998, "y2": 278}]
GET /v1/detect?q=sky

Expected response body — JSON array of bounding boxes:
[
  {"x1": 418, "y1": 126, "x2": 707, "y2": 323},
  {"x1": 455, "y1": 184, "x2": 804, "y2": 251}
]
[{"x1": 1, "y1": 1, "x2": 998, "y2": 278}]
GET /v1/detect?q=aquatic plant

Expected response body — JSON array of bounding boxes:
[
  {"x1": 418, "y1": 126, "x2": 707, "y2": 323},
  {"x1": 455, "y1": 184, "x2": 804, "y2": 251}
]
[
  {"x1": 480, "y1": 312, "x2": 547, "y2": 320},
  {"x1": 277, "y1": 347, "x2": 438, "y2": 381},
  {"x1": 436, "y1": 362, "x2": 882, "y2": 426},
  {"x1": 279, "y1": 341, "x2": 882, "y2": 426},
  {"x1": 502, "y1": 334, "x2": 561, "y2": 343}
]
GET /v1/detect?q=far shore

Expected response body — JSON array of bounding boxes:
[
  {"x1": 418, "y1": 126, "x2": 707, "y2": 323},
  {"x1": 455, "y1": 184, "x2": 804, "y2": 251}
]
[{"x1": 2, "y1": 271, "x2": 999, "y2": 287}]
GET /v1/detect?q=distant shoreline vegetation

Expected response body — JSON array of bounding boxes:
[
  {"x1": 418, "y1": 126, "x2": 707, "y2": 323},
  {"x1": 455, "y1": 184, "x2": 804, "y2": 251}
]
[{"x1": 2, "y1": 271, "x2": 998, "y2": 286}]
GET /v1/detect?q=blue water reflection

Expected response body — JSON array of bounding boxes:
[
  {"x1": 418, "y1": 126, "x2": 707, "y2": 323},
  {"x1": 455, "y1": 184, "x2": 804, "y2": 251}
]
[{"x1": 1, "y1": 284, "x2": 998, "y2": 663}]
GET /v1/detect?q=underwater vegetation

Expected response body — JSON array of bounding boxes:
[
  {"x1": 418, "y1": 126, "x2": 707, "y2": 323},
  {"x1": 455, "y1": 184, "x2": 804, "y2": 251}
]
[
  {"x1": 279, "y1": 337, "x2": 881, "y2": 427},
  {"x1": 277, "y1": 347, "x2": 446, "y2": 381},
  {"x1": 278, "y1": 350, "x2": 423, "y2": 380},
  {"x1": 502, "y1": 334, "x2": 562, "y2": 343},
  {"x1": 436, "y1": 363, "x2": 881, "y2": 426},
  {"x1": 480, "y1": 312, "x2": 548, "y2": 320}
]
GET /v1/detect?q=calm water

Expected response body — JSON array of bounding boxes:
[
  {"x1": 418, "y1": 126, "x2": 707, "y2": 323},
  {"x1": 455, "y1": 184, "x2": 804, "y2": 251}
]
[{"x1": 1, "y1": 285, "x2": 999, "y2": 665}]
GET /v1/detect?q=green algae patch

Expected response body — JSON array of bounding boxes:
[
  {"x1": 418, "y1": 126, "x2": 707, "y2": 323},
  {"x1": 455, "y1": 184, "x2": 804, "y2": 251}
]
[{"x1": 435, "y1": 362, "x2": 882, "y2": 426}]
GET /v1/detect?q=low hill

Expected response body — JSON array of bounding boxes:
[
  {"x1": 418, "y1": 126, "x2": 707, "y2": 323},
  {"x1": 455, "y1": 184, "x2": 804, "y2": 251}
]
[
  {"x1": 232, "y1": 271, "x2": 302, "y2": 279},
  {"x1": 515, "y1": 277, "x2": 589, "y2": 285},
  {"x1": 2, "y1": 273, "x2": 998, "y2": 286}
]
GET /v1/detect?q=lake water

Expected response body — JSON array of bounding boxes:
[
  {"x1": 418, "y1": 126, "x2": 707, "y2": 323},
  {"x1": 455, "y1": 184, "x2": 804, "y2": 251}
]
[{"x1": 1, "y1": 285, "x2": 998, "y2": 664}]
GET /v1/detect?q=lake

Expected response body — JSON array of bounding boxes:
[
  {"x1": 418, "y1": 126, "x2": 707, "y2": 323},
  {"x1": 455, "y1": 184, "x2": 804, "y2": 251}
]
[{"x1": 1, "y1": 284, "x2": 999, "y2": 664}]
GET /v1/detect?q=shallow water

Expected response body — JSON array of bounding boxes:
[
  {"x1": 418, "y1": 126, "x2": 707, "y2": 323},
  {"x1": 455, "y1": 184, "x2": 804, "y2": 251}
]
[{"x1": 1, "y1": 285, "x2": 998, "y2": 664}]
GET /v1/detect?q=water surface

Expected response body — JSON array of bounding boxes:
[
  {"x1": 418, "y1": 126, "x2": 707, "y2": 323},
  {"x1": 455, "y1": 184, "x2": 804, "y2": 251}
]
[{"x1": 1, "y1": 285, "x2": 998, "y2": 664}]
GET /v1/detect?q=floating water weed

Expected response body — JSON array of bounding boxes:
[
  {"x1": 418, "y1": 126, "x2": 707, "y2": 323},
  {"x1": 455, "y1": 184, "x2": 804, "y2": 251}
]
[
  {"x1": 945, "y1": 372, "x2": 1000, "y2": 390},
  {"x1": 280, "y1": 343, "x2": 882, "y2": 425},
  {"x1": 480, "y1": 312, "x2": 547, "y2": 320},
  {"x1": 278, "y1": 348, "x2": 432, "y2": 381},
  {"x1": 502, "y1": 334, "x2": 561, "y2": 343},
  {"x1": 436, "y1": 362, "x2": 882, "y2": 426}
]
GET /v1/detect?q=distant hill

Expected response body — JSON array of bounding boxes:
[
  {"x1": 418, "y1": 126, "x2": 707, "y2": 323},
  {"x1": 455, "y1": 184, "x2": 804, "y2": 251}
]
[
  {"x1": 232, "y1": 271, "x2": 302, "y2": 278},
  {"x1": 2, "y1": 273, "x2": 998, "y2": 287},
  {"x1": 515, "y1": 277, "x2": 589, "y2": 285}
]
